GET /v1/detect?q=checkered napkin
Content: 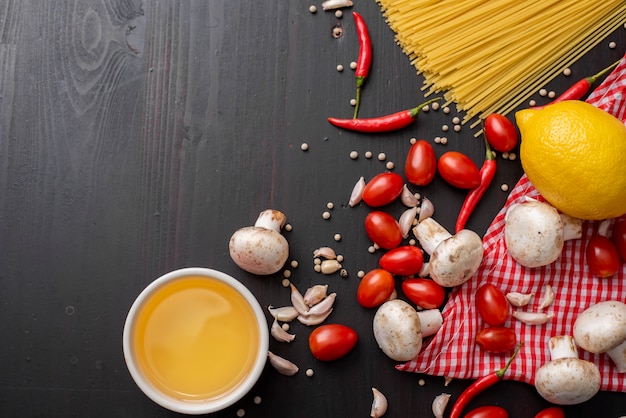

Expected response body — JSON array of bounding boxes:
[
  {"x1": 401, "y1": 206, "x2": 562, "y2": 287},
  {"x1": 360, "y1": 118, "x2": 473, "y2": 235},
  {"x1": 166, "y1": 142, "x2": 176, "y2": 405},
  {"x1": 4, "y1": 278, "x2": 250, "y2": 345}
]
[{"x1": 397, "y1": 54, "x2": 626, "y2": 393}]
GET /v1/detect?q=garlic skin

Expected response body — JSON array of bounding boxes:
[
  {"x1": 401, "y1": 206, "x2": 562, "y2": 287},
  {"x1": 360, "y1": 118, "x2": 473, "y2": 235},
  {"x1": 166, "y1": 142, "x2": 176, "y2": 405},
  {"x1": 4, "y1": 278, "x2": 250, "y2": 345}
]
[
  {"x1": 432, "y1": 393, "x2": 451, "y2": 418},
  {"x1": 303, "y1": 285, "x2": 329, "y2": 307},
  {"x1": 506, "y1": 291, "x2": 534, "y2": 307},
  {"x1": 271, "y1": 319, "x2": 296, "y2": 343},
  {"x1": 268, "y1": 351, "x2": 298, "y2": 376},
  {"x1": 370, "y1": 388, "x2": 388, "y2": 418}
]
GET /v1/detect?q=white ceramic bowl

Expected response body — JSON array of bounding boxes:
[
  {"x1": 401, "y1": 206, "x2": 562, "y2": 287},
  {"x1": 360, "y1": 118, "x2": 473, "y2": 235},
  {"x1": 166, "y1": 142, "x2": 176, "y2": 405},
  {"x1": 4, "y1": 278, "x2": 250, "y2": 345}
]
[{"x1": 123, "y1": 267, "x2": 269, "y2": 415}]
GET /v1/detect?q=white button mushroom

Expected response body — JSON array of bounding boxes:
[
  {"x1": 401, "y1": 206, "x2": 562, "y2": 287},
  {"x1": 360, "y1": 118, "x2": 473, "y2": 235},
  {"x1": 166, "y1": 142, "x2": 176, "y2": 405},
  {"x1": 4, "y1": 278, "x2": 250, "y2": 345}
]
[
  {"x1": 413, "y1": 217, "x2": 483, "y2": 287},
  {"x1": 372, "y1": 299, "x2": 443, "y2": 362},
  {"x1": 229, "y1": 209, "x2": 289, "y2": 275},
  {"x1": 504, "y1": 200, "x2": 582, "y2": 268},
  {"x1": 534, "y1": 335, "x2": 601, "y2": 405},
  {"x1": 573, "y1": 300, "x2": 626, "y2": 373}
]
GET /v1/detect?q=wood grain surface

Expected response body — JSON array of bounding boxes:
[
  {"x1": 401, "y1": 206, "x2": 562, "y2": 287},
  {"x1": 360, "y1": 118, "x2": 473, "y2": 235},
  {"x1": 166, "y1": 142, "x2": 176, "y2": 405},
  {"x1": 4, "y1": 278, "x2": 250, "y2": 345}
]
[{"x1": 1, "y1": 1, "x2": 625, "y2": 417}]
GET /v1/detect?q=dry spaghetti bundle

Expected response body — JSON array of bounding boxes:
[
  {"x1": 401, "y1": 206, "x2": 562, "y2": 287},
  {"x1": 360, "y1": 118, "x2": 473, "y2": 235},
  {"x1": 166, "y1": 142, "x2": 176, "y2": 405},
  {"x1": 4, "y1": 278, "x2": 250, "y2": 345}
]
[{"x1": 376, "y1": 0, "x2": 626, "y2": 126}]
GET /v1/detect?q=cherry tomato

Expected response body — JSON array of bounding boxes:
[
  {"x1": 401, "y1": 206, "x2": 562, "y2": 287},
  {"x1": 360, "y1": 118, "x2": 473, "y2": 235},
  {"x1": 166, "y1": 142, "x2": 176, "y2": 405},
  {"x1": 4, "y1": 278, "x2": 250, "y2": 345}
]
[
  {"x1": 612, "y1": 217, "x2": 626, "y2": 261},
  {"x1": 365, "y1": 211, "x2": 403, "y2": 250},
  {"x1": 585, "y1": 235, "x2": 620, "y2": 278},
  {"x1": 437, "y1": 151, "x2": 481, "y2": 189},
  {"x1": 357, "y1": 269, "x2": 395, "y2": 308},
  {"x1": 534, "y1": 407, "x2": 565, "y2": 418},
  {"x1": 464, "y1": 405, "x2": 509, "y2": 418},
  {"x1": 362, "y1": 172, "x2": 404, "y2": 207},
  {"x1": 308, "y1": 324, "x2": 358, "y2": 361},
  {"x1": 475, "y1": 283, "x2": 510, "y2": 326},
  {"x1": 484, "y1": 113, "x2": 519, "y2": 152},
  {"x1": 475, "y1": 327, "x2": 517, "y2": 353},
  {"x1": 404, "y1": 139, "x2": 437, "y2": 186},
  {"x1": 401, "y1": 278, "x2": 446, "y2": 309},
  {"x1": 379, "y1": 245, "x2": 424, "y2": 276}
]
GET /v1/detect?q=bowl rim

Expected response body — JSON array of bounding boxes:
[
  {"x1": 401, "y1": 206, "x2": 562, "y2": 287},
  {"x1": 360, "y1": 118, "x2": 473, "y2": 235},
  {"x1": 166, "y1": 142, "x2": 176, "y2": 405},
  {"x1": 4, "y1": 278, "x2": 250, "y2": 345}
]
[{"x1": 122, "y1": 267, "x2": 269, "y2": 415}]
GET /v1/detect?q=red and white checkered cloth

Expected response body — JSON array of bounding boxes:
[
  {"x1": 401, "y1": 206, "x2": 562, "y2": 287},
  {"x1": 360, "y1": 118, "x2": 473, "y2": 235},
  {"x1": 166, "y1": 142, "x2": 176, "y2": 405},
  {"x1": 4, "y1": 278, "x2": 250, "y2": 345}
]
[{"x1": 398, "y1": 53, "x2": 626, "y2": 393}]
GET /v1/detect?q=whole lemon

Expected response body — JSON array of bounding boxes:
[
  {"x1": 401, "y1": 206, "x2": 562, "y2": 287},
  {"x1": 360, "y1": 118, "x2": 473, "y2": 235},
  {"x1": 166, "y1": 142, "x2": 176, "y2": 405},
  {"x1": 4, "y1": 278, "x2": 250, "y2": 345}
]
[{"x1": 516, "y1": 100, "x2": 626, "y2": 220}]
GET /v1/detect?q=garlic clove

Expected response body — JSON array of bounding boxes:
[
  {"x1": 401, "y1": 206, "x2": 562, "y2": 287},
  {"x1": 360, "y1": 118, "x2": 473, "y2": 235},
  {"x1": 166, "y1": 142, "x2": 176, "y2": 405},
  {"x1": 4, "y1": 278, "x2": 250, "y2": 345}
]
[
  {"x1": 268, "y1": 305, "x2": 299, "y2": 322},
  {"x1": 349, "y1": 176, "x2": 366, "y2": 207},
  {"x1": 513, "y1": 310, "x2": 554, "y2": 325},
  {"x1": 290, "y1": 283, "x2": 309, "y2": 315},
  {"x1": 313, "y1": 247, "x2": 337, "y2": 260},
  {"x1": 506, "y1": 291, "x2": 534, "y2": 307},
  {"x1": 306, "y1": 292, "x2": 336, "y2": 316},
  {"x1": 370, "y1": 388, "x2": 388, "y2": 418},
  {"x1": 432, "y1": 393, "x2": 451, "y2": 418},
  {"x1": 418, "y1": 197, "x2": 434, "y2": 222},
  {"x1": 320, "y1": 259, "x2": 342, "y2": 274},
  {"x1": 401, "y1": 184, "x2": 419, "y2": 207},
  {"x1": 271, "y1": 318, "x2": 296, "y2": 343},
  {"x1": 399, "y1": 206, "x2": 418, "y2": 239},
  {"x1": 303, "y1": 284, "x2": 329, "y2": 307},
  {"x1": 297, "y1": 308, "x2": 333, "y2": 326},
  {"x1": 321, "y1": 0, "x2": 353, "y2": 11},
  {"x1": 268, "y1": 351, "x2": 299, "y2": 376},
  {"x1": 538, "y1": 284, "x2": 554, "y2": 309}
]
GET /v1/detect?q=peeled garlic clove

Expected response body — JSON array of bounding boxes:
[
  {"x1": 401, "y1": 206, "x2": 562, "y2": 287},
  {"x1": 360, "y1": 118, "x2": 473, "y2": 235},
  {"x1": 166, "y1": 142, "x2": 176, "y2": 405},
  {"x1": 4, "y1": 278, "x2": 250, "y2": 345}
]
[
  {"x1": 349, "y1": 176, "x2": 366, "y2": 207},
  {"x1": 370, "y1": 388, "x2": 388, "y2": 418},
  {"x1": 401, "y1": 184, "x2": 419, "y2": 207},
  {"x1": 506, "y1": 291, "x2": 534, "y2": 307},
  {"x1": 290, "y1": 283, "x2": 309, "y2": 315},
  {"x1": 313, "y1": 247, "x2": 337, "y2": 260},
  {"x1": 297, "y1": 308, "x2": 333, "y2": 326},
  {"x1": 303, "y1": 284, "x2": 329, "y2": 307},
  {"x1": 268, "y1": 351, "x2": 299, "y2": 376},
  {"x1": 418, "y1": 197, "x2": 434, "y2": 222},
  {"x1": 271, "y1": 318, "x2": 296, "y2": 343},
  {"x1": 538, "y1": 284, "x2": 554, "y2": 309},
  {"x1": 432, "y1": 393, "x2": 451, "y2": 418},
  {"x1": 268, "y1": 305, "x2": 299, "y2": 322},
  {"x1": 399, "y1": 206, "x2": 418, "y2": 239},
  {"x1": 322, "y1": 0, "x2": 353, "y2": 11},
  {"x1": 513, "y1": 310, "x2": 554, "y2": 325},
  {"x1": 306, "y1": 292, "x2": 336, "y2": 316},
  {"x1": 320, "y1": 259, "x2": 342, "y2": 274}
]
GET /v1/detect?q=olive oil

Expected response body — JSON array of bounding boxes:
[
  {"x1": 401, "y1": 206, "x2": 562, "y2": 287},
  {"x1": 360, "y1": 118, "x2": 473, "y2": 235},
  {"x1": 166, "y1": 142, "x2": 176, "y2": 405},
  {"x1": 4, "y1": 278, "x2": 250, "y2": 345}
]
[{"x1": 132, "y1": 276, "x2": 260, "y2": 401}]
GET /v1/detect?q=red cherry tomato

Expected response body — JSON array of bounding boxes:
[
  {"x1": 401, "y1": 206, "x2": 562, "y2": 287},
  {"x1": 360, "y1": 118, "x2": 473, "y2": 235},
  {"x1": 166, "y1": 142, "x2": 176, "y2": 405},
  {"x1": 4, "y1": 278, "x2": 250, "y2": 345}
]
[
  {"x1": 362, "y1": 172, "x2": 404, "y2": 207},
  {"x1": 475, "y1": 327, "x2": 517, "y2": 353},
  {"x1": 401, "y1": 278, "x2": 446, "y2": 309},
  {"x1": 404, "y1": 139, "x2": 437, "y2": 186},
  {"x1": 475, "y1": 283, "x2": 510, "y2": 326},
  {"x1": 357, "y1": 269, "x2": 396, "y2": 308},
  {"x1": 484, "y1": 113, "x2": 519, "y2": 152},
  {"x1": 365, "y1": 211, "x2": 403, "y2": 250},
  {"x1": 534, "y1": 407, "x2": 565, "y2": 418},
  {"x1": 379, "y1": 245, "x2": 424, "y2": 276},
  {"x1": 612, "y1": 217, "x2": 626, "y2": 261},
  {"x1": 437, "y1": 151, "x2": 481, "y2": 189},
  {"x1": 585, "y1": 235, "x2": 620, "y2": 278},
  {"x1": 464, "y1": 405, "x2": 509, "y2": 418},
  {"x1": 308, "y1": 324, "x2": 358, "y2": 361}
]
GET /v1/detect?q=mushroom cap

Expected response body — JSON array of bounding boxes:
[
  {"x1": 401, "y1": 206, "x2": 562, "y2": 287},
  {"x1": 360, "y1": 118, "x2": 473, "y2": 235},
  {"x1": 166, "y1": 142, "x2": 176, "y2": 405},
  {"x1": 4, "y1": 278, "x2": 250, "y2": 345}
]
[
  {"x1": 504, "y1": 200, "x2": 564, "y2": 268},
  {"x1": 573, "y1": 300, "x2": 626, "y2": 354},
  {"x1": 373, "y1": 299, "x2": 422, "y2": 362},
  {"x1": 229, "y1": 226, "x2": 289, "y2": 275},
  {"x1": 534, "y1": 357, "x2": 601, "y2": 405},
  {"x1": 429, "y1": 229, "x2": 483, "y2": 287}
]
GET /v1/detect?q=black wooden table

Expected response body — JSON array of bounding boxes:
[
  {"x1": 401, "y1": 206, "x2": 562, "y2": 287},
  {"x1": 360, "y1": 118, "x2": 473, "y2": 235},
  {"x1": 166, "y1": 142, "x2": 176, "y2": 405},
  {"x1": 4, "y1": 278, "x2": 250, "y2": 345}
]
[{"x1": 1, "y1": 1, "x2": 625, "y2": 417}]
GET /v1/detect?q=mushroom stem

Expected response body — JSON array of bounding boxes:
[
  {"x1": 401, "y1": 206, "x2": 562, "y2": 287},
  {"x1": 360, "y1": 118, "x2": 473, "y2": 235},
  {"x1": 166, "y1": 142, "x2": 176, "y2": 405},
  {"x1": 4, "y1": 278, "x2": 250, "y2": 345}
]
[
  {"x1": 607, "y1": 340, "x2": 626, "y2": 373},
  {"x1": 414, "y1": 218, "x2": 452, "y2": 256},
  {"x1": 560, "y1": 213, "x2": 583, "y2": 241},
  {"x1": 549, "y1": 335, "x2": 578, "y2": 359},
  {"x1": 254, "y1": 209, "x2": 287, "y2": 231},
  {"x1": 417, "y1": 309, "x2": 443, "y2": 337}
]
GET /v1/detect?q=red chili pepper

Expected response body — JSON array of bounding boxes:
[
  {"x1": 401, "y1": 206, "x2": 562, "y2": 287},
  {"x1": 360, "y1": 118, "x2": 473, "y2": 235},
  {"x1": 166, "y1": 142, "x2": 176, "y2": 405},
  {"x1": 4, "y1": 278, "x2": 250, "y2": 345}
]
[
  {"x1": 448, "y1": 343, "x2": 522, "y2": 418},
  {"x1": 535, "y1": 59, "x2": 619, "y2": 109},
  {"x1": 328, "y1": 98, "x2": 440, "y2": 133},
  {"x1": 455, "y1": 138, "x2": 497, "y2": 233},
  {"x1": 352, "y1": 12, "x2": 372, "y2": 119}
]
